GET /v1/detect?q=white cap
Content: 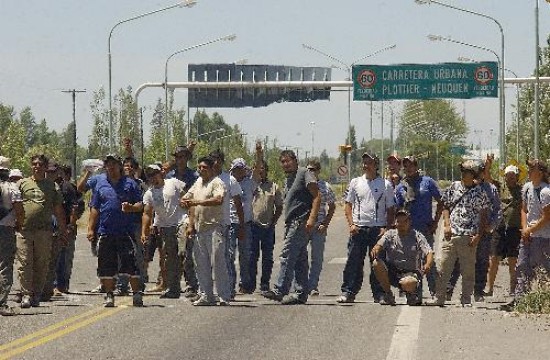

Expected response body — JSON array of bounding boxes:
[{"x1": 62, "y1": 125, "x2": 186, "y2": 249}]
[
  {"x1": 504, "y1": 165, "x2": 519, "y2": 175},
  {"x1": 9, "y1": 169, "x2": 23, "y2": 178},
  {"x1": 0, "y1": 156, "x2": 10, "y2": 170}
]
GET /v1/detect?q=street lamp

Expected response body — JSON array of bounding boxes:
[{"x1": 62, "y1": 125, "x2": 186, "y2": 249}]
[
  {"x1": 108, "y1": 0, "x2": 197, "y2": 153},
  {"x1": 416, "y1": 0, "x2": 506, "y2": 167},
  {"x1": 301, "y1": 43, "x2": 397, "y2": 178},
  {"x1": 459, "y1": 56, "x2": 521, "y2": 161},
  {"x1": 164, "y1": 34, "x2": 236, "y2": 160}
]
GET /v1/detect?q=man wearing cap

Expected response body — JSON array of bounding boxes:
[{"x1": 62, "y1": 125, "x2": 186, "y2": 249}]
[
  {"x1": 87, "y1": 154, "x2": 144, "y2": 307},
  {"x1": 181, "y1": 156, "x2": 230, "y2": 306},
  {"x1": 435, "y1": 159, "x2": 490, "y2": 307},
  {"x1": 262, "y1": 149, "x2": 321, "y2": 305},
  {"x1": 166, "y1": 144, "x2": 199, "y2": 299},
  {"x1": 306, "y1": 158, "x2": 336, "y2": 296},
  {"x1": 142, "y1": 164, "x2": 187, "y2": 299},
  {"x1": 486, "y1": 164, "x2": 522, "y2": 297},
  {"x1": 386, "y1": 154, "x2": 402, "y2": 183},
  {"x1": 337, "y1": 152, "x2": 395, "y2": 304},
  {"x1": 0, "y1": 156, "x2": 24, "y2": 315},
  {"x1": 209, "y1": 149, "x2": 244, "y2": 300},
  {"x1": 16, "y1": 154, "x2": 67, "y2": 308},
  {"x1": 501, "y1": 159, "x2": 550, "y2": 311},
  {"x1": 228, "y1": 150, "x2": 262, "y2": 295},
  {"x1": 9, "y1": 169, "x2": 23, "y2": 183},
  {"x1": 371, "y1": 209, "x2": 434, "y2": 305},
  {"x1": 395, "y1": 155, "x2": 443, "y2": 298}
]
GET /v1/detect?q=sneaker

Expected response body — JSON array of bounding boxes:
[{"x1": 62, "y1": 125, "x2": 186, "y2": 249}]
[
  {"x1": 281, "y1": 294, "x2": 307, "y2": 305},
  {"x1": 0, "y1": 305, "x2": 17, "y2": 316},
  {"x1": 53, "y1": 288, "x2": 64, "y2": 297},
  {"x1": 91, "y1": 284, "x2": 106, "y2": 293},
  {"x1": 114, "y1": 288, "x2": 130, "y2": 296},
  {"x1": 20, "y1": 295, "x2": 31, "y2": 309},
  {"x1": 474, "y1": 294, "x2": 485, "y2": 302},
  {"x1": 159, "y1": 291, "x2": 180, "y2": 299},
  {"x1": 183, "y1": 288, "x2": 198, "y2": 298},
  {"x1": 406, "y1": 293, "x2": 422, "y2": 306},
  {"x1": 188, "y1": 293, "x2": 201, "y2": 302},
  {"x1": 192, "y1": 296, "x2": 216, "y2": 306},
  {"x1": 132, "y1": 292, "x2": 144, "y2": 307},
  {"x1": 380, "y1": 292, "x2": 396, "y2": 306},
  {"x1": 336, "y1": 293, "x2": 355, "y2": 304},
  {"x1": 428, "y1": 298, "x2": 446, "y2": 307},
  {"x1": 461, "y1": 295, "x2": 472, "y2": 307},
  {"x1": 218, "y1": 299, "x2": 230, "y2": 306},
  {"x1": 104, "y1": 292, "x2": 115, "y2": 308},
  {"x1": 499, "y1": 299, "x2": 517, "y2": 312},
  {"x1": 482, "y1": 289, "x2": 493, "y2": 297},
  {"x1": 310, "y1": 289, "x2": 320, "y2": 296},
  {"x1": 262, "y1": 290, "x2": 284, "y2": 302}
]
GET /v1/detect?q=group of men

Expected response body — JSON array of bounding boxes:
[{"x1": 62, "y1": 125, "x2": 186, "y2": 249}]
[{"x1": 1, "y1": 143, "x2": 549, "y2": 314}]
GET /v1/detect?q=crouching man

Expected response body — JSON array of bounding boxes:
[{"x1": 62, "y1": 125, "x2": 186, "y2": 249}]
[{"x1": 370, "y1": 209, "x2": 434, "y2": 306}]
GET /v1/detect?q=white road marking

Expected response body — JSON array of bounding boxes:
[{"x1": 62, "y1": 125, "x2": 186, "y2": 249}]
[{"x1": 385, "y1": 306, "x2": 422, "y2": 360}]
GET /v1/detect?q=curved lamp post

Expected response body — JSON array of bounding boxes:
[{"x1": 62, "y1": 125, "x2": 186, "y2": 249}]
[
  {"x1": 108, "y1": 0, "x2": 197, "y2": 153},
  {"x1": 164, "y1": 34, "x2": 236, "y2": 160}
]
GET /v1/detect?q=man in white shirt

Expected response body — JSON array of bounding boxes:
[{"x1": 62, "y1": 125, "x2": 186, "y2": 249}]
[{"x1": 142, "y1": 164, "x2": 187, "y2": 299}]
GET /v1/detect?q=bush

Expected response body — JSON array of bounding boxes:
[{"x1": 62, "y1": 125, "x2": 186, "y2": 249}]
[{"x1": 515, "y1": 268, "x2": 550, "y2": 314}]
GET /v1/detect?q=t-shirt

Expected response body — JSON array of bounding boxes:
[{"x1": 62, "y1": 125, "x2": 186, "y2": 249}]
[
  {"x1": 346, "y1": 175, "x2": 395, "y2": 227},
  {"x1": 395, "y1": 175, "x2": 441, "y2": 232},
  {"x1": 230, "y1": 176, "x2": 256, "y2": 224},
  {"x1": 183, "y1": 176, "x2": 225, "y2": 232},
  {"x1": 442, "y1": 181, "x2": 490, "y2": 236},
  {"x1": 0, "y1": 180, "x2": 22, "y2": 227},
  {"x1": 218, "y1": 171, "x2": 242, "y2": 226},
  {"x1": 61, "y1": 180, "x2": 79, "y2": 224},
  {"x1": 500, "y1": 184, "x2": 522, "y2": 228},
  {"x1": 377, "y1": 228, "x2": 432, "y2": 271},
  {"x1": 522, "y1": 181, "x2": 550, "y2": 238},
  {"x1": 252, "y1": 180, "x2": 283, "y2": 227},
  {"x1": 283, "y1": 167, "x2": 317, "y2": 224},
  {"x1": 479, "y1": 181, "x2": 502, "y2": 230},
  {"x1": 91, "y1": 176, "x2": 142, "y2": 235},
  {"x1": 19, "y1": 177, "x2": 63, "y2": 231},
  {"x1": 143, "y1": 178, "x2": 187, "y2": 227},
  {"x1": 316, "y1": 180, "x2": 336, "y2": 225}
]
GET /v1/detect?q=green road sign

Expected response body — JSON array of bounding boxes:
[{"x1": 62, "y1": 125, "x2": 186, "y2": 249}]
[
  {"x1": 353, "y1": 62, "x2": 498, "y2": 101},
  {"x1": 450, "y1": 145, "x2": 467, "y2": 155}
]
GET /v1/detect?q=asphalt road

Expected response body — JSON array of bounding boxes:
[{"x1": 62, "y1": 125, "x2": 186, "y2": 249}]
[{"x1": 1, "y1": 207, "x2": 549, "y2": 360}]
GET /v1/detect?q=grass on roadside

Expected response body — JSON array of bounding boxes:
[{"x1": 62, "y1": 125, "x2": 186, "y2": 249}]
[{"x1": 515, "y1": 268, "x2": 550, "y2": 315}]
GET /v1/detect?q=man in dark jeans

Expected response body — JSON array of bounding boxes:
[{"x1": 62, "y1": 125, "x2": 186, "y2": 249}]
[
  {"x1": 337, "y1": 152, "x2": 395, "y2": 304},
  {"x1": 262, "y1": 150, "x2": 320, "y2": 305}
]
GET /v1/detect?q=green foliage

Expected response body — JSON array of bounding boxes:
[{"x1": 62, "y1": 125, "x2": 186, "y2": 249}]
[{"x1": 515, "y1": 270, "x2": 550, "y2": 314}]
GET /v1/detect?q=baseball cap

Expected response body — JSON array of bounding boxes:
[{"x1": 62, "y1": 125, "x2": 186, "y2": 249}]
[
  {"x1": 504, "y1": 165, "x2": 519, "y2": 175},
  {"x1": 402, "y1": 156, "x2": 418, "y2": 166},
  {"x1": 229, "y1": 158, "x2": 248, "y2": 171},
  {"x1": 144, "y1": 164, "x2": 162, "y2": 177},
  {"x1": 395, "y1": 209, "x2": 411, "y2": 217},
  {"x1": 103, "y1": 154, "x2": 122, "y2": 163},
  {"x1": 9, "y1": 169, "x2": 23, "y2": 179},
  {"x1": 173, "y1": 146, "x2": 192, "y2": 157},
  {"x1": 0, "y1": 156, "x2": 11, "y2": 170},
  {"x1": 362, "y1": 152, "x2": 377, "y2": 160},
  {"x1": 460, "y1": 159, "x2": 482, "y2": 173}
]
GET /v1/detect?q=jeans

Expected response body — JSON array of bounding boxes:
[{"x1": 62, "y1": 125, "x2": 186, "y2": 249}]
[
  {"x1": 250, "y1": 223, "x2": 275, "y2": 291},
  {"x1": 158, "y1": 226, "x2": 182, "y2": 293},
  {"x1": 341, "y1": 226, "x2": 384, "y2": 299},
  {"x1": 194, "y1": 225, "x2": 231, "y2": 302},
  {"x1": 515, "y1": 237, "x2": 550, "y2": 299},
  {"x1": 447, "y1": 233, "x2": 490, "y2": 296},
  {"x1": 308, "y1": 228, "x2": 327, "y2": 292},
  {"x1": 181, "y1": 234, "x2": 198, "y2": 291},
  {"x1": 55, "y1": 230, "x2": 77, "y2": 291},
  {"x1": 0, "y1": 226, "x2": 16, "y2": 306},
  {"x1": 227, "y1": 222, "x2": 253, "y2": 294},
  {"x1": 274, "y1": 219, "x2": 309, "y2": 301},
  {"x1": 422, "y1": 232, "x2": 437, "y2": 296}
]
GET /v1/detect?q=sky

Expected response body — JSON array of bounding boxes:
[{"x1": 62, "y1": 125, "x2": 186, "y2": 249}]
[{"x1": 1, "y1": 0, "x2": 549, "y2": 159}]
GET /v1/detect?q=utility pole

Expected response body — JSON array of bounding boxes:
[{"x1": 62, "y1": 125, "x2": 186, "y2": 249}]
[{"x1": 61, "y1": 89, "x2": 87, "y2": 179}]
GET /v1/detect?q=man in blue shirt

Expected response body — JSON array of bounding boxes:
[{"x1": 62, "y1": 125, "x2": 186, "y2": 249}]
[
  {"x1": 87, "y1": 155, "x2": 144, "y2": 307},
  {"x1": 395, "y1": 156, "x2": 443, "y2": 297}
]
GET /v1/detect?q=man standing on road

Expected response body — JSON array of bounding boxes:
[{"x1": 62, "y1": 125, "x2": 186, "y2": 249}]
[
  {"x1": 306, "y1": 159, "x2": 336, "y2": 296},
  {"x1": 181, "y1": 156, "x2": 230, "y2": 306},
  {"x1": 142, "y1": 164, "x2": 187, "y2": 299},
  {"x1": 87, "y1": 154, "x2": 144, "y2": 308},
  {"x1": 0, "y1": 157, "x2": 24, "y2": 316},
  {"x1": 395, "y1": 155, "x2": 443, "y2": 298},
  {"x1": 337, "y1": 152, "x2": 395, "y2": 304},
  {"x1": 17, "y1": 154, "x2": 67, "y2": 308},
  {"x1": 501, "y1": 159, "x2": 550, "y2": 311},
  {"x1": 166, "y1": 144, "x2": 199, "y2": 299},
  {"x1": 435, "y1": 160, "x2": 489, "y2": 307},
  {"x1": 371, "y1": 210, "x2": 434, "y2": 306},
  {"x1": 250, "y1": 159, "x2": 283, "y2": 294},
  {"x1": 486, "y1": 165, "x2": 522, "y2": 297},
  {"x1": 263, "y1": 150, "x2": 321, "y2": 305}
]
